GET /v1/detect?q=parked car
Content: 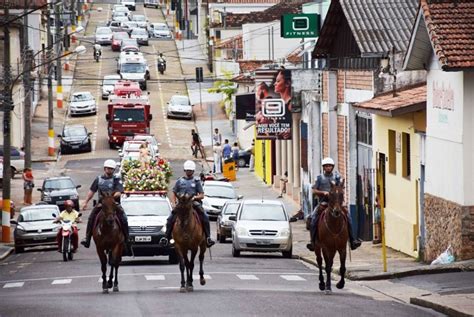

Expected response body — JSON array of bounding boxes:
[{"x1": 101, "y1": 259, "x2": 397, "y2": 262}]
[
  {"x1": 121, "y1": 193, "x2": 178, "y2": 263},
  {"x1": 236, "y1": 149, "x2": 251, "y2": 167},
  {"x1": 94, "y1": 26, "x2": 113, "y2": 45},
  {"x1": 0, "y1": 145, "x2": 25, "y2": 178},
  {"x1": 148, "y1": 22, "x2": 171, "y2": 39},
  {"x1": 102, "y1": 74, "x2": 121, "y2": 99},
  {"x1": 130, "y1": 28, "x2": 149, "y2": 46},
  {"x1": 111, "y1": 31, "x2": 130, "y2": 51},
  {"x1": 131, "y1": 15, "x2": 148, "y2": 28},
  {"x1": 202, "y1": 181, "x2": 242, "y2": 219},
  {"x1": 11, "y1": 204, "x2": 61, "y2": 253},
  {"x1": 58, "y1": 124, "x2": 92, "y2": 154},
  {"x1": 38, "y1": 176, "x2": 81, "y2": 211},
  {"x1": 144, "y1": 0, "x2": 159, "y2": 8},
  {"x1": 216, "y1": 201, "x2": 241, "y2": 243},
  {"x1": 69, "y1": 91, "x2": 97, "y2": 116},
  {"x1": 166, "y1": 95, "x2": 193, "y2": 120},
  {"x1": 230, "y1": 199, "x2": 297, "y2": 258}
]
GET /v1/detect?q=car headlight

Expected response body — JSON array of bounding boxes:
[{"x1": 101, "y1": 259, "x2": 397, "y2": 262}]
[
  {"x1": 53, "y1": 226, "x2": 61, "y2": 232},
  {"x1": 16, "y1": 226, "x2": 26, "y2": 234},
  {"x1": 236, "y1": 227, "x2": 247, "y2": 237},
  {"x1": 279, "y1": 228, "x2": 290, "y2": 237},
  {"x1": 160, "y1": 226, "x2": 166, "y2": 233}
]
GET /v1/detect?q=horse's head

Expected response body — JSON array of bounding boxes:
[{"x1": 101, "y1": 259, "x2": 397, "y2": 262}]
[
  {"x1": 100, "y1": 191, "x2": 118, "y2": 226},
  {"x1": 328, "y1": 179, "x2": 345, "y2": 218},
  {"x1": 175, "y1": 192, "x2": 194, "y2": 212}
]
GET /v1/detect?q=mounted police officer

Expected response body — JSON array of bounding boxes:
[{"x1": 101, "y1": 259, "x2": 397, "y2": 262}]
[
  {"x1": 80, "y1": 159, "x2": 129, "y2": 249},
  {"x1": 160, "y1": 160, "x2": 215, "y2": 248},
  {"x1": 307, "y1": 157, "x2": 361, "y2": 251}
]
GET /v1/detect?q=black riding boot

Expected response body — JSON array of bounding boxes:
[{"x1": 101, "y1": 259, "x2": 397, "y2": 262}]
[
  {"x1": 194, "y1": 202, "x2": 215, "y2": 247},
  {"x1": 117, "y1": 206, "x2": 130, "y2": 250},
  {"x1": 347, "y1": 218, "x2": 361, "y2": 250},
  {"x1": 80, "y1": 205, "x2": 100, "y2": 248},
  {"x1": 306, "y1": 211, "x2": 319, "y2": 252},
  {"x1": 160, "y1": 212, "x2": 176, "y2": 246}
]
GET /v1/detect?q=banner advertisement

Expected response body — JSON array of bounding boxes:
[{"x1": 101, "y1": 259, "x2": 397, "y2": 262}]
[
  {"x1": 235, "y1": 93, "x2": 256, "y2": 121},
  {"x1": 255, "y1": 69, "x2": 292, "y2": 140}
]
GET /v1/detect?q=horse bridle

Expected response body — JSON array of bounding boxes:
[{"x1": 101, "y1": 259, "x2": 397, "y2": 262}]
[{"x1": 323, "y1": 206, "x2": 346, "y2": 236}]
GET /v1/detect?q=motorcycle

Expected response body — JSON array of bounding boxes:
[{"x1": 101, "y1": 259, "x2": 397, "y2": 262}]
[
  {"x1": 158, "y1": 61, "x2": 166, "y2": 74},
  {"x1": 53, "y1": 213, "x2": 81, "y2": 262}
]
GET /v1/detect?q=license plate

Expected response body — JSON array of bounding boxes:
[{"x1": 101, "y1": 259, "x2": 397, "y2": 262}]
[
  {"x1": 135, "y1": 236, "x2": 151, "y2": 242},
  {"x1": 33, "y1": 236, "x2": 47, "y2": 240},
  {"x1": 71, "y1": 145, "x2": 80, "y2": 149},
  {"x1": 256, "y1": 240, "x2": 271, "y2": 245},
  {"x1": 56, "y1": 200, "x2": 64, "y2": 205}
]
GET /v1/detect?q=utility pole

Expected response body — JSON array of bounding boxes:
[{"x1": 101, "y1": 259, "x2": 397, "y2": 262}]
[
  {"x1": 22, "y1": 0, "x2": 32, "y2": 170},
  {"x1": 47, "y1": 3, "x2": 55, "y2": 156},
  {"x1": 2, "y1": 5, "x2": 13, "y2": 242},
  {"x1": 55, "y1": 2, "x2": 63, "y2": 109}
]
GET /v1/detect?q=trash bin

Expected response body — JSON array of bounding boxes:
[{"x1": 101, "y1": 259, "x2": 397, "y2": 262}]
[{"x1": 223, "y1": 158, "x2": 236, "y2": 181}]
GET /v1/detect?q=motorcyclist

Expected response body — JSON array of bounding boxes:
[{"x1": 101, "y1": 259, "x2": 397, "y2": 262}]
[
  {"x1": 93, "y1": 43, "x2": 102, "y2": 60},
  {"x1": 160, "y1": 160, "x2": 215, "y2": 248},
  {"x1": 306, "y1": 157, "x2": 362, "y2": 251},
  {"x1": 55, "y1": 200, "x2": 81, "y2": 253},
  {"x1": 80, "y1": 159, "x2": 129, "y2": 250},
  {"x1": 157, "y1": 52, "x2": 166, "y2": 71}
]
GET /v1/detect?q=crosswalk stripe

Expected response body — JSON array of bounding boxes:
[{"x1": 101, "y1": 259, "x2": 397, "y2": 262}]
[
  {"x1": 237, "y1": 274, "x2": 259, "y2": 280},
  {"x1": 192, "y1": 274, "x2": 212, "y2": 280},
  {"x1": 280, "y1": 275, "x2": 306, "y2": 281},
  {"x1": 52, "y1": 279, "x2": 72, "y2": 285},
  {"x1": 3, "y1": 282, "x2": 24, "y2": 288},
  {"x1": 145, "y1": 275, "x2": 165, "y2": 281}
]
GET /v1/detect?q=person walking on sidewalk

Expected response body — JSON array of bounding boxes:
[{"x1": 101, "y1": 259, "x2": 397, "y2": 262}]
[
  {"x1": 22, "y1": 168, "x2": 34, "y2": 205},
  {"x1": 231, "y1": 142, "x2": 240, "y2": 170},
  {"x1": 222, "y1": 139, "x2": 232, "y2": 159},
  {"x1": 213, "y1": 142, "x2": 222, "y2": 174},
  {"x1": 277, "y1": 171, "x2": 288, "y2": 198},
  {"x1": 307, "y1": 157, "x2": 362, "y2": 252},
  {"x1": 212, "y1": 128, "x2": 222, "y2": 146},
  {"x1": 191, "y1": 129, "x2": 202, "y2": 158}
]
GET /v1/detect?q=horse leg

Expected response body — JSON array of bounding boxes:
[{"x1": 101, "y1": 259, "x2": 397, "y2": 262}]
[
  {"x1": 113, "y1": 245, "x2": 122, "y2": 292},
  {"x1": 315, "y1": 245, "x2": 325, "y2": 291},
  {"x1": 199, "y1": 245, "x2": 206, "y2": 286},
  {"x1": 113, "y1": 265, "x2": 119, "y2": 292},
  {"x1": 336, "y1": 248, "x2": 347, "y2": 290},
  {"x1": 179, "y1": 253, "x2": 186, "y2": 293},
  {"x1": 107, "y1": 255, "x2": 114, "y2": 289},
  {"x1": 186, "y1": 252, "x2": 195, "y2": 292},
  {"x1": 323, "y1": 249, "x2": 334, "y2": 294},
  {"x1": 98, "y1": 250, "x2": 108, "y2": 294}
]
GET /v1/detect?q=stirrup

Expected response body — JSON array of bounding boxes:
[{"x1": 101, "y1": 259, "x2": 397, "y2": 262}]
[{"x1": 159, "y1": 237, "x2": 169, "y2": 246}]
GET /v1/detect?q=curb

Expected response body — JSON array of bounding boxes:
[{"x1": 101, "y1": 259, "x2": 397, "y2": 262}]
[
  {"x1": 32, "y1": 157, "x2": 57, "y2": 163},
  {"x1": 410, "y1": 297, "x2": 473, "y2": 317},
  {"x1": 0, "y1": 246, "x2": 14, "y2": 261}
]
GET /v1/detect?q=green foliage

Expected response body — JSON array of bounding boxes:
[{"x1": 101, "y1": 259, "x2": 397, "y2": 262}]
[{"x1": 207, "y1": 71, "x2": 237, "y2": 104}]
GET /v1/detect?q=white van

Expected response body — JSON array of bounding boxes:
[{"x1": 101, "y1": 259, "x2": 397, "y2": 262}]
[
  {"x1": 144, "y1": 0, "x2": 159, "y2": 8},
  {"x1": 121, "y1": 0, "x2": 136, "y2": 11},
  {"x1": 119, "y1": 53, "x2": 150, "y2": 90}
]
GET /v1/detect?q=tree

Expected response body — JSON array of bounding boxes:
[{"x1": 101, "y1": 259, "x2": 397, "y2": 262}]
[{"x1": 207, "y1": 71, "x2": 237, "y2": 117}]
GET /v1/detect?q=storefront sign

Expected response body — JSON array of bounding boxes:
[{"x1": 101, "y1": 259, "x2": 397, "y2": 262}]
[
  {"x1": 280, "y1": 14, "x2": 320, "y2": 38},
  {"x1": 235, "y1": 93, "x2": 255, "y2": 121}
]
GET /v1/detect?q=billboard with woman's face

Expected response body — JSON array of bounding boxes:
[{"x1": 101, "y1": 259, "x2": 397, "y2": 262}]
[{"x1": 255, "y1": 69, "x2": 292, "y2": 140}]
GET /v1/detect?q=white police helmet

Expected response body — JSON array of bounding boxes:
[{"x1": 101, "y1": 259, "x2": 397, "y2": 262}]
[
  {"x1": 183, "y1": 160, "x2": 196, "y2": 171},
  {"x1": 322, "y1": 157, "x2": 335, "y2": 166},
  {"x1": 104, "y1": 159, "x2": 117, "y2": 169}
]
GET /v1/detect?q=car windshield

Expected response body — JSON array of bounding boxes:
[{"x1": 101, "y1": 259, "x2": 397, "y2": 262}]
[
  {"x1": 104, "y1": 78, "x2": 120, "y2": 86},
  {"x1": 72, "y1": 93, "x2": 93, "y2": 102},
  {"x1": 132, "y1": 29, "x2": 147, "y2": 35},
  {"x1": 171, "y1": 96, "x2": 189, "y2": 105},
  {"x1": 122, "y1": 200, "x2": 170, "y2": 216},
  {"x1": 133, "y1": 16, "x2": 146, "y2": 21},
  {"x1": 239, "y1": 204, "x2": 287, "y2": 221},
  {"x1": 223, "y1": 203, "x2": 240, "y2": 215},
  {"x1": 121, "y1": 39, "x2": 137, "y2": 46},
  {"x1": 21, "y1": 208, "x2": 57, "y2": 222},
  {"x1": 155, "y1": 24, "x2": 168, "y2": 31},
  {"x1": 44, "y1": 178, "x2": 75, "y2": 190},
  {"x1": 64, "y1": 127, "x2": 86, "y2": 137},
  {"x1": 204, "y1": 185, "x2": 236, "y2": 199},
  {"x1": 113, "y1": 108, "x2": 145, "y2": 122},
  {"x1": 96, "y1": 28, "x2": 111, "y2": 34},
  {"x1": 121, "y1": 63, "x2": 146, "y2": 73}
]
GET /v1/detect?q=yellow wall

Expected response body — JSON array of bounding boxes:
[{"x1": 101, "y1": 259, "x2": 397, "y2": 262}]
[
  {"x1": 255, "y1": 139, "x2": 273, "y2": 184},
  {"x1": 374, "y1": 111, "x2": 426, "y2": 257}
]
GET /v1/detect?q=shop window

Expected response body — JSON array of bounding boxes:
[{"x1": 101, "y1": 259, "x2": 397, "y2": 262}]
[
  {"x1": 402, "y1": 132, "x2": 411, "y2": 179},
  {"x1": 388, "y1": 130, "x2": 396, "y2": 174}
]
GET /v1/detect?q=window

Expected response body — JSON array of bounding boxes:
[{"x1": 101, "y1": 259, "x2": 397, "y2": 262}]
[
  {"x1": 388, "y1": 130, "x2": 396, "y2": 174},
  {"x1": 357, "y1": 115, "x2": 372, "y2": 146},
  {"x1": 402, "y1": 132, "x2": 411, "y2": 179}
]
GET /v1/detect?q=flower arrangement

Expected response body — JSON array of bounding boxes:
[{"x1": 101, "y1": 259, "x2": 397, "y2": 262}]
[{"x1": 122, "y1": 157, "x2": 173, "y2": 191}]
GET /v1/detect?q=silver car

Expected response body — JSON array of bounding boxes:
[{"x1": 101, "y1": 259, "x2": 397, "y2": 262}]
[
  {"x1": 166, "y1": 95, "x2": 193, "y2": 120},
  {"x1": 95, "y1": 26, "x2": 113, "y2": 45},
  {"x1": 231, "y1": 200, "x2": 297, "y2": 258},
  {"x1": 130, "y1": 28, "x2": 149, "y2": 46},
  {"x1": 102, "y1": 74, "x2": 121, "y2": 100},
  {"x1": 11, "y1": 204, "x2": 61, "y2": 253},
  {"x1": 217, "y1": 201, "x2": 241, "y2": 243},
  {"x1": 131, "y1": 14, "x2": 148, "y2": 28},
  {"x1": 69, "y1": 91, "x2": 97, "y2": 116},
  {"x1": 148, "y1": 22, "x2": 172, "y2": 39}
]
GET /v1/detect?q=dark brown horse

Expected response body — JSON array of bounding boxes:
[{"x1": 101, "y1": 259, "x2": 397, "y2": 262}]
[
  {"x1": 92, "y1": 192, "x2": 124, "y2": 294},
  {"x1": 172, "y1": 193, "x2": 207, "y2": 292},
  {"x1": 315, "y1": 180, "x2": 349, "y2": 294}
]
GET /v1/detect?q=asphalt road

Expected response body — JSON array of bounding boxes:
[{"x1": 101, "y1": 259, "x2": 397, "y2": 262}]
[{"x1": 0, "y1": 4, "x2": 443, "y2": 317}]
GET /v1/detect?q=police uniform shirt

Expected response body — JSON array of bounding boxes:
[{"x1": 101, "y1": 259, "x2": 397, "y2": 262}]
[
  {"x1": 90, "y1": 174, "x2": 124, "y2": 201},
  {"x1": 173, "y1": 176, "x2": 203, "y2": 196},
  {"x1": 312, "y1": 172, "x2": 341, "y2": 203}
]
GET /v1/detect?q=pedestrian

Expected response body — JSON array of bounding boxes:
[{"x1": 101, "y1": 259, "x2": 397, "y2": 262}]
[
  {"x1": 247, "y1": 139, "x2": 255, "y2": 172},
  {"x1": 212, "y1": 128, "x2": 222, "y2": 146},
  {"x1": 191, "y1": 129, "x2": 202, "y2": 158},
  {"x1": 277, "y1": 171, "x2": 288, "y2": 198},
  {"x1": 22, "y1": 168, "x2": 34, "y2": 205},
  {"x1": 231, "y1": 142, "x2": 240, "y2": 170},
  {"x1": 222, "y1": 139, "x2": 231, "y2": 159},
  {"x1": 213, "y1": 142, "x2": 222, "y2": 174}
]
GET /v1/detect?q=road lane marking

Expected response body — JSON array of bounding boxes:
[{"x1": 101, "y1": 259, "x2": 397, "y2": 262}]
[
  {"x1": 145, "y1": 275, "x2": 166, "y2": 281},
  {"x1": 193, "y1": 274, "x2": 212, "y2": 280},
  {"x1": 237, "y1": 274, "x2": 259, "y2": 280},
  {"x1": 280, "y1": 275, "x2": 306, "y2": 281},
  {"x1": 52, "y1": 279, "x2": 72, "y2": 285},
  {"x1": 3, "y1": 282, "x2": 24, "y2": 288}
]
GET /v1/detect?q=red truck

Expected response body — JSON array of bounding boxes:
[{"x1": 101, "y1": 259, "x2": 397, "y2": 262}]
[
  {"x1": 113, "y1": 80, "x2": 142, "y2": 97},
  {"x1": 105, "y1": 95, "x2": 152, "y2": 148}
]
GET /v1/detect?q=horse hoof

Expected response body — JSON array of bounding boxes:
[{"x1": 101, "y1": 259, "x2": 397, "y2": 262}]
[
  {"x1": 113, "y1": 286, "x2": 119, "y2": 292},
  {"x1": 103, "y1": 289, "x2": 109, "y2": 294},
  {"x1": 186, "y1": 286, "x2": 194, "y2": 292},
  {"x1": 319, "y1": 282, "x2": 325, "y2": 291},
  {"x1": 200, "y1": 278, "x2": 206, "y2": 286},
  {"x1": 180, "y1": 287, "x2": 186, "y2": 293},
  {"x1": 336, "y1": 281, "x2": 345, "y2": 289},
  {"x1": 324, "y1": 289, "x2": 332, "y2": 295},
  {"x1": 107, "y1": 281, "x2": 113, "y2": 289}
]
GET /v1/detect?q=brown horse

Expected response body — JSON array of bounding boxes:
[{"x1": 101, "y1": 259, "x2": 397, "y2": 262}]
[
  {"x1": 172, "y1": 193, "x2": 207, "y2": 292},
  {"x1": 315, "y1": 180, "x2": 349, "y2": 294},
  {"x1": 92, "y1": 192, "x2": 124, "y2": 294}
]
